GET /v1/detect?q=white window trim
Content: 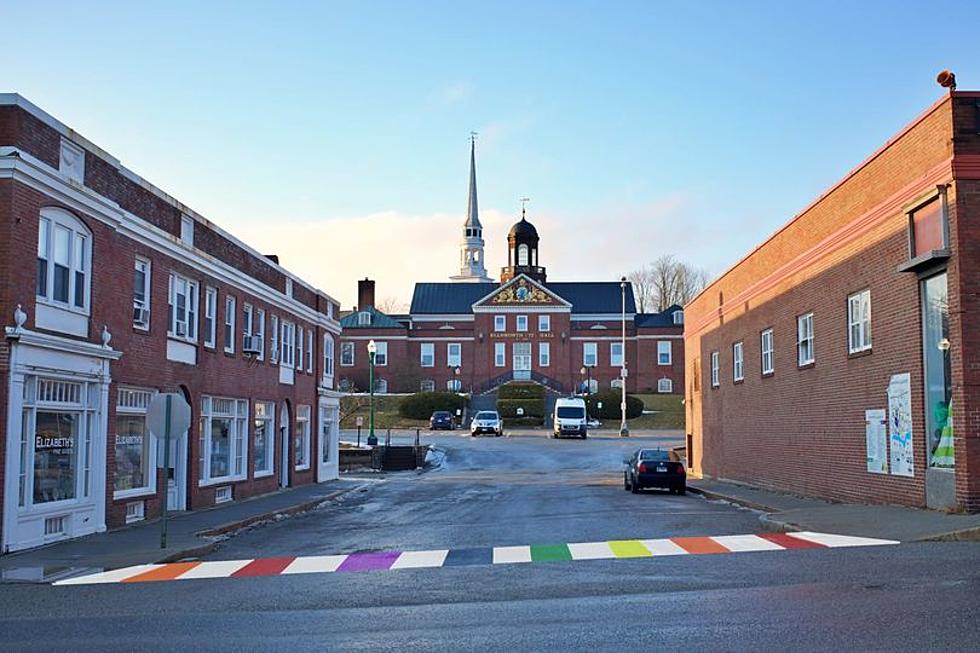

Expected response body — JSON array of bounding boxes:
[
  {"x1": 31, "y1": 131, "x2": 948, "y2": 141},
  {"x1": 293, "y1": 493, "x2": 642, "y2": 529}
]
[
  {"x1": 447, "y1": 342, "x2": 462, "y2": 368},
  {"x1": 658, "y1": 377, "x2": 673, "y2": 393},
  {"x1": 224, "y1": 296, "x2": 236, "y2": 354},
  {"x1": 610, "y1": 342, "x2": 624, "y2": 367},
  {"x1": 761, "y1": 328, "x2": 774, "y2": 375},
  {"x1": 256, "y1": 308, "x2": 266, "y2": 360},
  {"x1": 133, "y1": 257, "x2": 151, "y2": 330},
  {"x1": 657, "y1": 340, "x2": 672, "y2": 366},
  {"x1": 516, "y1": 315, "x2": 529, "y2": 332},
  {"x1": 494, "y1": 342, "x2": 506, "y2": 367},
  {"x1": 281, "y1": 321, "x2": 296, "y2": 368},
  {"x1": 203, "y1": 286, "x2": 217, "y2": 348},
  {"x1": 168, "y1": 272, "x2": 199, "y2": 343},
  {"x1": 198, "y1": 396, "x2": 249, "y2": 486},
  {"x1": 583, "y1": 342, "x2": 598, "y2": 367},
  {"x1": 539, "y1": 341, "x2": 550, "y2": 367},
  {"x1": 494, "y1": 315, "x2": 506, "y2": 332},
  {"x1": 733, "y1": 341, "x2": 744, "y2": 382},
  {"x1": 420, "y1": 342, "x2": 435, "y2": 368},
  {"x1": 253, "y1": 401, "x2": 275, "y2": 478},
  {"x1": 710, "y1": 351, "x2": 720, "y2": 388},
  {"x1": 113, "y1": 387, "x2": 158, "y2": 500},
  {"x1": 180, "y1": 214, "x2": 194, "y2": 246},
  {"x1": 242, "y1": 302, "x2": 254, "y2": 353},
  {"x1": 374, "y1": 341, "x2": 388, "y2": 367},
  {"x1": 538, "y1": 315, "x2": 551, "y2": 332},
  {"x1": 270, "y1": 315, "x2": 279, "y2": 363},
  {"x1": 295, "y1": 405, "x2": 311, "y2": 471},
  {"x1": 323, "y1": 333, "x2": 335, "y2": 383},
  {"x1": 848, "y1": 290, "x2": 872, "y2": 354},
  {"x1": 340, "y1": 341, "x2": 355, "y2": 367},
  {"x1": 296, "y1": 326, "x2": 304, "y2": 374},
  {"x1": 798, "y1": 313, "x2": 815, "y2": 366},
  {"x1": 306, "y1": 329, "x2": 314, "y2": 373},
  {"x1": 36, "y1": 207, "x2": 92, "y2": 316}
]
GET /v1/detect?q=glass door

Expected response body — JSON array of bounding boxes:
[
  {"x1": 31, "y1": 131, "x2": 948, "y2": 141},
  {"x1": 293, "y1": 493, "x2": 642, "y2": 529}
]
[
  {"x1": 922, "y1": 272, "x2": 952, "y2": 468},
  {"x1": 513, "y1": 342, "x2": 532, "y2": 380}
]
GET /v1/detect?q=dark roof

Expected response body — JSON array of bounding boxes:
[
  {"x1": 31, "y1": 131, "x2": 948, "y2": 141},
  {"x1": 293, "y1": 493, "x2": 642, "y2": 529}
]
[
  {"x1": 409, "y1": 281, "x2": 636, "y2": 315},
  {"x1": 635, "y1": 304, "x2": 684, "y2": 328},
  {"x1": 339, "y1": 306, "x2": 404, "y2": 329},
  {"x1": 508, "y1": 217, "x2": 539, "y2": 240}
]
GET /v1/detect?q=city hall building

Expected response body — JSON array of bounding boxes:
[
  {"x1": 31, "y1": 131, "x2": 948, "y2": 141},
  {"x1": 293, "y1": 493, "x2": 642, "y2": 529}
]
[
  {"x1": 684, "y1": 87, "x2": 980, "y2": 512},
  {"x1": 0, "y1": 95, "x2": 343, "y2": 552},
  {"x1": 338, "y1": 141, "x2": 685, "y2": 396}
]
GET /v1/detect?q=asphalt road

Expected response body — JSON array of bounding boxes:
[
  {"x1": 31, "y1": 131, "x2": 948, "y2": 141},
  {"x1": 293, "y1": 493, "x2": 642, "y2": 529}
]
[{"x1": 2, "y1": 431, "x2": 979, "y2": 652}]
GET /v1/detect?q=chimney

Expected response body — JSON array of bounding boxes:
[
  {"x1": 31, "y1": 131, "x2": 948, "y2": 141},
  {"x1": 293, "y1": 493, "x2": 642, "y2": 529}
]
[{"x1": 358, "y1": 278, "x2": 376, "y2": 309}]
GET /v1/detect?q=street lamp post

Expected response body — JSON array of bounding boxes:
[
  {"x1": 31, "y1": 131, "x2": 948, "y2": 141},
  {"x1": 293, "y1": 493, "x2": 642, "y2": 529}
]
[
  {"x1": 367, "y1": 339, "x2": 378, "y2": 446},
  {"x1": 620, "y1": 276, "x2": 630, "y2": 437},
  {"x1": 580, "y1": 365, "x2": 593, "y2": 395}
]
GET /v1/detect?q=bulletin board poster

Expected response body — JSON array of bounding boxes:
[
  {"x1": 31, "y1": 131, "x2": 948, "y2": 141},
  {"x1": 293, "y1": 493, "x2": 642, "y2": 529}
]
[
  {"x1": 865, "y1": 409, "x2": 888, "y2": 474},
  {"x1": 888, "y1": 373, "x2": 914, "y2": 477}
]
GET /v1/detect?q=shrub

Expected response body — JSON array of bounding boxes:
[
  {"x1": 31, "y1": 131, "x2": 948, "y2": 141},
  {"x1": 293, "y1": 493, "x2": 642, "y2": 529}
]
[
  {"x1": 585, "y1": 390, "x2": 644, "y2": 420},
  {"x1": 398, "y1": 392, "x2": 468, "y2": 420},
  {"x1": 496, "y1": 398, "x2": 545, "y2": 419},
  {"x1": 497, "y1": 382, "x2": 545, "y2": 400}
]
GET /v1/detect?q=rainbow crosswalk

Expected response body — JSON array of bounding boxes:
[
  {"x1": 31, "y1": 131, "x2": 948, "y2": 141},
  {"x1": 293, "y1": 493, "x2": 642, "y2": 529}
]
[{"x1": 53, "y1": 531, "x2": 898, "y2": 586}]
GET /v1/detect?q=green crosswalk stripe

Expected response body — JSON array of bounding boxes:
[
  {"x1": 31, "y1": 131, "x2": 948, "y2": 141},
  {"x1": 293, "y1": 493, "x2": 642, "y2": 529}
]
[{"x1": 530, "y1": 544, "x2": 572, "y2": 561}]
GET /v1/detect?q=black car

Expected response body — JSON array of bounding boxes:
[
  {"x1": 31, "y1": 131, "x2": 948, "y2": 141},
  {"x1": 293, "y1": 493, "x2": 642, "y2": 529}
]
[
  {"x1": 429, "y1": 411, "x2": 456, "y2": 430},
  {"x1": 623, "y1": 448, "x2": 686, "y2": 494}
]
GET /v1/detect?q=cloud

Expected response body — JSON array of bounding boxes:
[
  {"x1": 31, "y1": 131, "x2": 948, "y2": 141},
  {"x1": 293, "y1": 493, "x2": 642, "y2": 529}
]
[{"x1": 434, "y1": 81, "x2": 473, "y2": 106}]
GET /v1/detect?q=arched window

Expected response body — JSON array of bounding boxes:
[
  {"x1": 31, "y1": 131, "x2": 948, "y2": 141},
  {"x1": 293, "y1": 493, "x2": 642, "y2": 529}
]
[
  {"x1": 36, "y1": 208, "x2": 91, "y2": 313},
  {"x1": 517, "y1": 244, "x2": 529, "y2": 266},
  {"x1": 658, "y1": 378, "x2": 673, "y2": 393}
]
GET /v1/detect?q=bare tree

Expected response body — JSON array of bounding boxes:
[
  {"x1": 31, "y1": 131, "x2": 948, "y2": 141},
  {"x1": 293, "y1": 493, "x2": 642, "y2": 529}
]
[
  {"x1": 629, "y1": 255, "x2": 709, "y2": 312},
  {"x1": 375, "y1": 295, "x2": 407, "y2": 315}
]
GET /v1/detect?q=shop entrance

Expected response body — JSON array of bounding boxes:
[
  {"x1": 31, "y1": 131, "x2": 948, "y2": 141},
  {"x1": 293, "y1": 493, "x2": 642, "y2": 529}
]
[
  {"x1": 279, "y1": 401, "x2": 291, "y2": 488},
  {"x1": 922, "y1": 271, "x2": 955, "y2": 509}
]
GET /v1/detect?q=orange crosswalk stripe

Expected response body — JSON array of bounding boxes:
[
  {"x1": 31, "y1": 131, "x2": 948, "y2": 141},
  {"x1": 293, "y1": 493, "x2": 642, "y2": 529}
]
[
  {"x1": 121, "y1": 561, "x2": 201, "y2": 583},
  {"x1": 670, "y1": 536, "x2": 730, "y2": 554}
]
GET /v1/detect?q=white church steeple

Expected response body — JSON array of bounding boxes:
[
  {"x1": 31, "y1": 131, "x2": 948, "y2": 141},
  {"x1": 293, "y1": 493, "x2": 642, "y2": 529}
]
[{"x1": 451, "y1": 133, "x2": 494, "y2": 283}]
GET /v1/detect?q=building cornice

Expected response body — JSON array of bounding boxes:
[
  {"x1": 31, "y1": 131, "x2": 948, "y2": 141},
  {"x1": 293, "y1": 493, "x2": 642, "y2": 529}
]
[{"x1": 5, "y1": 326, "x2": 123, "y2": 361}]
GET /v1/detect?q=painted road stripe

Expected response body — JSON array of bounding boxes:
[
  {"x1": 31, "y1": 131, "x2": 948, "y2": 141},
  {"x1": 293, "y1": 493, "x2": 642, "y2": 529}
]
[
  {"x1": 177, "y1": 559, "x2": 252, "y2": 580},
  {"x1": 52, "y1": 532, "x2": 900, "y2": 586},
  {"x1": 711, "y1": 535, "x2": 785, "y2": 552},
  {"x1": 608, "y1": 540, "x2": 652, "y2": 558},
  {"x1": 567, "y1": 541, "x2": 616, "y2": 560},
  {"x1": 493, "y1": 545, "x2": 532, "y2": 564},
  {"x1": 282, "y1": 555, "x2": 348, "y2": 575},
  {"x1": 390, "y1": 549, "x2": 449, "y2": 569}
]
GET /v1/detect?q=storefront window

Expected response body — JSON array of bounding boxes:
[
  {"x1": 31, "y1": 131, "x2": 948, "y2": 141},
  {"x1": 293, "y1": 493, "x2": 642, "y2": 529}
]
[
  {"x1": 199, "y1": 396, "x2": 248, "y2": 484},
  {"x1": 210, "y1": 417, "x2": 232, "y2": 478},
  {"x1": 33, "y1": 411, "x2": 78, "y2": 504},
  {"x1": 254, "y1": 401, "x2": 274, "y2": 476},
  {"x1": 115, "y1": 415, "x2": 149, "y2": 492},
  {"x1": 922, "y1": 272, "x2": 953, "y2": 468}
]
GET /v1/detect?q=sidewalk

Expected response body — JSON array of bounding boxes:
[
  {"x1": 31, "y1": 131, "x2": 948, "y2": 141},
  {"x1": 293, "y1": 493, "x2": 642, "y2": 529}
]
[
  {"x1": 689, "y1": 478, "x2": 980, "y2": 542},
  {"x1": 0, "y1": 479, "x2": 367, "y2": 583}
]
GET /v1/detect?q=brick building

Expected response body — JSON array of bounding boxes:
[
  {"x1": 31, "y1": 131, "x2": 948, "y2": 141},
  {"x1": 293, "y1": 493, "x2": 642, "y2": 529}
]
[
  {"x1": 1, "y1": 94, "x2": 343, "y2": 552},
  {"x1": 684, "y1": 88, "x2": 980, "y2": 512},
  {"x1": 338, "y1": 141, "x2": 684, "y2": 397}
]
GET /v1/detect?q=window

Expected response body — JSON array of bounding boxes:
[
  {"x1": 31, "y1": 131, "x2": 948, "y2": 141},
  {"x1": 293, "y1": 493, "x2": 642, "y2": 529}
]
[
  {"x1": 909, "y1": 195, "x2": 947, "y2": 258},
  {"x1": 306, "y1": 329, "x2": 314, "y2": 373},
  {"x1": 59, "y1": 138, "x2": 85, "y2": 182},
  {"x1": 341, "y1": 341, "x2": 354, "y2": 366},
  {"x1": 224, "y1": 296, "x2": 236, "y2": 353},
  {"x1": 583, "y1": 342, "x2": 598, "y2": 367},
  {"x1": 285, "y1": 278, "x2": 294, "y2": 298},
  {"x1": 204, "y1": 287, "x2": 217, "y2": 348},
  {"x1": 848, "y1": 290, "x2": 872, "y2": 353},
  {"x1": 494, "y1": 315, "x2": 506, "y2": 331},
  {"x1": 658, "y1": 378, "x2": 673, "y2": 393},
  {"x1": 295, "y1": 405, "x2": 311, "y2": 470},
  {"x1": 256, "y1": 309, "x2": 266, "y2": 360},
  {"x1": 516, "y1": 315, "x2": 528, "y2": 332},
  {"x1": 374, "y1": 341, "x2": 388, "y2": 366},
  {"x1": 797, "y1": 313, "x2": 815, "y2": 366},
  {"x1": 374, "y1": 378, "x2": 388, "y2": 393},
  {"x1": 610, "y1": 342, "x2": 624, "y2": 367},
  {"x1": 710, "y1": 351, "x2": 720, "y2": 387},
  {"x1": 539, "y1": 342, "x2": 550, "y2": 367},
  {"x1": 447, "y1": 342, "x2": 461, "y2": 367},
  {"x1": 280, "y1": 321, "x2": 295, "y2": 368},
  {"x1": 357, "y1": 311, "x2": 371, "y2": 326},
  {"x1": 420, "y1": 379, "x2": 436, "y2": 392},
  {"x1": 270, "y1": 315, "x2": 279, "y2": 363},
  {"x1": 114, "y1": 388, "x2": 156, "y2": 498},
  {"x1": 253, "y1": 401, "x2": 275, "y2": 477},
  {"x1": 538, "y1": 315, "x2": 551, "y2": 332},
  {"x1": 132, "y1": 258, "x2": 151, "y2": 329},
  {"x1": 323, "y1": 334, "x2": 335, "y2": 380},
  {"x1": 447, "y1": 377, "x2": 462, "y2": 392},
  {"x1": 495, "y1": 342, "x2": 506, "y2": 367},
  {"x1": 180, "y1": 215, "x2": 194, "y2": 246},
  {"x1": 518, "y1": 244, "x2": 529, "y2": 266},
  {"x1": 242, "y1": 303, "x2": 254, "y2": 353},
  {"x1": 733, "y1": 342, "x2": 744, "y2": 382},
  {"x1": 761, "y1": 328, "x2": 774, "y2": 375},
  {"x1": 198, "y1": 396, "x2": 248, "y2": 484},
  {"x1": 296, "y1": 327, "x2": 304, "y2": 373},
  {"x1": 36, "y1": 208, "x2": 91, "y2": 312},
  {"x1": 657, "y1": 341, "x2": 672, "y2": 365},
  {"x1": 168, "y1": 273, "x2": 199, "y2": 341},
  {"x1": 673, "y1": 311, "x2": 684, "y2": 325},
  {"x1": 420, "y1": 343, "x2": 435, "y2": 367}
]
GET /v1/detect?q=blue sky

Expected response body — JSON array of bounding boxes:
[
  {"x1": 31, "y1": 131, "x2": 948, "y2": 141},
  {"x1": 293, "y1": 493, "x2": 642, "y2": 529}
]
[{"x1": 5, "y1": 1, "x2": 980, "y2": 308}]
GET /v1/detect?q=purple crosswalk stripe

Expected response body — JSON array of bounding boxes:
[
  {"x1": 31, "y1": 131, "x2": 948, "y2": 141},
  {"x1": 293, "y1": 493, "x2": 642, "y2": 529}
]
[{"x1": 335, "y1": 551, "x2": 401, "y2": 572}]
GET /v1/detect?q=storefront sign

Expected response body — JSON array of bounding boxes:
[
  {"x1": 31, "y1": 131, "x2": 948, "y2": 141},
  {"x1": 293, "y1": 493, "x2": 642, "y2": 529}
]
[
  {"x1": 887, "y1": 373, "x2": 914, "y2": 477},
  {"x1": 489, "y1": 332, "x2": 555, "y2": 339},
  {"x1": 35, "y1": 435, "x2": 73, "y2": 450},
  {"x1": 864, "y1": 409, "x2": 888, "y2": 474}
]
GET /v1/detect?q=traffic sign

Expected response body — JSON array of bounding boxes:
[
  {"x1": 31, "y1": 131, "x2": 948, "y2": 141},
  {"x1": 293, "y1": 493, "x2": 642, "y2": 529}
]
[
  {"x1": 356, "y1": 416, "x2": 364, "y2": 427},
  {"x1": 147, "y1": 393, "x2": 191, "y2": 440}
]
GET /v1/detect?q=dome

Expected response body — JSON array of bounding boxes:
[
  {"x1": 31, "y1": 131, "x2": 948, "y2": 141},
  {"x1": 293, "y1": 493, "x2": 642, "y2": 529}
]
[{"x1": 508, "y1": 217, "x2": 539, "y2": 240}]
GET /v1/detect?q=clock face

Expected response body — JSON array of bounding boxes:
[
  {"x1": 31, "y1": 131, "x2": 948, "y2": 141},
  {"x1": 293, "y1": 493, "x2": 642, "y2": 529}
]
[{"x1": 516, "y1": 286, "x2": 529, "y2": 301}]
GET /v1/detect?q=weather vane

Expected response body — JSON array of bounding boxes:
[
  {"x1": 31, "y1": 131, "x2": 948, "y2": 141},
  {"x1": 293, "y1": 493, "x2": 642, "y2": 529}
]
[
  {"x1": 470, "y1": 130, "x2": 478, "y2": 144},
  {"x1": 520, "y1": 197, "x2": 530, "y2": 218}
]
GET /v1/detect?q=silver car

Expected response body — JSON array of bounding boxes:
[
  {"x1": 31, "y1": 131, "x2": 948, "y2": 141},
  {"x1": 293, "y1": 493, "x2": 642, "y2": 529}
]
[{"x1": 470, "y1": 410, "x2": 504, "y2": 437}]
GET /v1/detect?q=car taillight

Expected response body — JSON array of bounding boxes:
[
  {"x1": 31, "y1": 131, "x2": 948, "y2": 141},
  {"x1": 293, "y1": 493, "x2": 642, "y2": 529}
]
[
  {"x1": 676, "y1": 463, "x2": 685, "y2": 475},
  {"x1": 638, "y1": 463, "x2": 647, "y2": 473}
]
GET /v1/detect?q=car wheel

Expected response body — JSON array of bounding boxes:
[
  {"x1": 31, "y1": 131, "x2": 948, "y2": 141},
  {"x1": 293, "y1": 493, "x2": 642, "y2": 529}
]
[
  {"x1": 624, "y1": 474, "x2": 631, "y2": 491},
  {"x1": 677, "y1": 485, "x2": 686, "y2": 495},
  {"x1": 630, "y1": 478, "x2": 640, "y2": 494}
]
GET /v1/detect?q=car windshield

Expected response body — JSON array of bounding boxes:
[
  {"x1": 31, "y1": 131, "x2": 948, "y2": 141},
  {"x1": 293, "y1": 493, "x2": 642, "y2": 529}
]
[
  {"x1": 557, "y1": 406, "x2": 585, "y2": 418},
  {"x1": 476, "y1": 412, "x2": 498, "y2": 420},
  {"x1": 639, "y1": 450, "x2": 670, "y2": 461}
]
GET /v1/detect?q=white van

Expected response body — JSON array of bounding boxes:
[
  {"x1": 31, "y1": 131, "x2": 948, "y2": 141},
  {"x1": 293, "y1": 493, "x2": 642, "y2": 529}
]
[{"x1": 553, "y1": 397, "x2": 588, "y2": 439}]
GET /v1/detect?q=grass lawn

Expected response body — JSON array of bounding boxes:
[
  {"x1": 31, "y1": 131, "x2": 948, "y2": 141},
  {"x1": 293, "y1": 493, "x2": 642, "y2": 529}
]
[
  {"x1": 339, "y1": 395, "x2": 429, "y2": 430},
  {"x1": 626, "y1": 393, "x2": 685, "y2": 430}
]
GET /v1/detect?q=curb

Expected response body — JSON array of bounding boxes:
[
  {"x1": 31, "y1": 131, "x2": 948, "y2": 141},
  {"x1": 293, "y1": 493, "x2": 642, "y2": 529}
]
[
  {"x1": 914, "y1": 525, "x2": 980, "y2": 542},
  {"x1": 688, "y1": 484, "x2": 800, "y2": 533},
  {"x1": 152, "y1": 484, "x2": 367, "y2": 564}
]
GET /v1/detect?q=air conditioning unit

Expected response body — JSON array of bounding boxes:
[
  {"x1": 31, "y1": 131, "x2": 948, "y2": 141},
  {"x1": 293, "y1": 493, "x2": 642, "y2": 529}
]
[
  {"x1": 243, "y1": 335, "x2": 262, "y2": 355},
  {"x1": 175, "y1": 322, "x2": 187, "y2": 337},
  {"x1": 133, "y1": 305, "x2": 149, "y2": 325}
]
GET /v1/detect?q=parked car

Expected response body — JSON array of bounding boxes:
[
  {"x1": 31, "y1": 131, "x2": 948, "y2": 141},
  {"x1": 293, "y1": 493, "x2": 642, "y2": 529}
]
[
  {"x1": 429, "y1": 411, "x2": 456, "y2": 430},
  {"x1": 623, "y1": 448, "x2": 686, "y2": 494},
  {"x1": 553, "y1": 396, "x2": 588, "y2": 439},
  {"x1": 471, "y1": 410, "x2": 504, "y2": 437}
]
